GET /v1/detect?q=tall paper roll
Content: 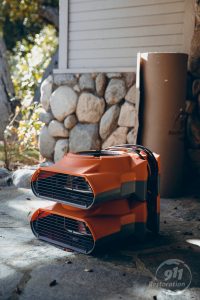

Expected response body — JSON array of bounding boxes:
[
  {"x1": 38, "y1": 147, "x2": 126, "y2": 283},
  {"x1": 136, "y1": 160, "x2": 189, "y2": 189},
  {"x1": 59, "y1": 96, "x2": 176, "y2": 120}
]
[{"x1": 139, "y1": 53, "x2": 188, "y2": 197}]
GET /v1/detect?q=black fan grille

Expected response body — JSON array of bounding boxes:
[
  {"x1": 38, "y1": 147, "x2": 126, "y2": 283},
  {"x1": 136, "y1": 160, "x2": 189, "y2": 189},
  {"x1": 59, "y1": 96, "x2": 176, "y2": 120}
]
[
  {"x1": 31, "y1": 213, "x2": 95, "y2": 254},
  {"x1": 32, "y1": 171, "x2": 94, "y2": 208}
]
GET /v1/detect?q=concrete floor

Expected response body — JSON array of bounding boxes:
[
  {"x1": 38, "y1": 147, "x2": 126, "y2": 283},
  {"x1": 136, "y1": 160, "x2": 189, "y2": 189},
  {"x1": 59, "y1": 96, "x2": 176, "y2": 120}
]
[{"x1": 0, "y1": 187, "x2": 200, "y2": 300}]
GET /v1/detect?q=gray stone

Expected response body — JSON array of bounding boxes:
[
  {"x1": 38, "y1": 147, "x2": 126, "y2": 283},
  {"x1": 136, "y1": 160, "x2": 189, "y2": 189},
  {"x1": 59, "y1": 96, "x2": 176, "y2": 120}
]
[
  {"x1": 96, "y1": 73, "x2": 107, "y2": 97},
  {"x1": 39, "y1": 161, "x2": 54, "y2": 167},
  {"x1": 79, "y1": 74, "x2": 95, "y2": 91},
  {"x1": 48, "y1": 120, "x2": 69, "y2": 137},
  {"x1": 105, "y1": 79, "x2": 126, "y2": 105},
  {"x1": 91, "y1": 73, "x2": 97, "y2": 79},
  {"x1": 107, "y1": 73, "x2": 122, "y2": 79},
  {"x1": 102, "y1": 127, "x2": 128, "y2": 149},
  {"x1": 99, "y1": 105, "x2": 120, "y2": 140},
  {"x1": 50, "y1": 86, "x2": 78, "y2": 121},
  {"x1": 0, "y1": 168, "x2": 10, "y2": 179},
  {"x1": 189, "y1": 29, "x2": 200, "y2": 77},
  {"x1": 127, "y1": 129, "x2": 137, "y2": 144},
  {"x1": 198, "y1": 94, "x2": 200, "y2": 115},
  {"x1": 76, "y1": 93, "x2": 105, "y2": 123},
  {"x1": 69, "y1": 124, "x2": 100, "y2": 152},
  {"x1": 40, "y1": 75, "x2": 53, "y2": 111},
  {"x1": 125, "y1": 85, "x2": 136, "y2": 104},
  {"x1": 187, "y1": 113, "x2": 200, "y2": 148},
  {"x1": 54, "y1": 139, "x2": 69, "y2": 162},
  {"x1": 123, "y1": 72, "x2": 136, "y2": 88},
  {"x1": 39, "y1": 112, "x2": 54, "y2": 125},
  {"x1": 39, "y1": 125, "x2": 56, "y2": 159},
  {"x1": 12, "y1": 169, "x2": 35, "y2": 188},
  {"x1": 64, "y1": 114, "x2": 78, "y2": 129},
  {"x1": 118, "y1": 102, "x2": 137, "y2": 127},
  {"x1": 0, "y1": 168, "x2": 12, "y2": 186},
  {"x1": 185, "y1": 100, "x2": 196, "y2": 114},
  {"x1": 73, "y1": 84, "x2": 81, "y2": 93},
  {"x1": 53, "y1": 73, "x2": 77, "y2": 86},
  {"x1": 188, "y1": 149, "x2": 200, "y2": 175},
  {"x1": 64, "y1": 114, "x2": 77, "y2": 129},
  {"x1": 192, "y1": 79, "x2": 200, "y2": 97}
]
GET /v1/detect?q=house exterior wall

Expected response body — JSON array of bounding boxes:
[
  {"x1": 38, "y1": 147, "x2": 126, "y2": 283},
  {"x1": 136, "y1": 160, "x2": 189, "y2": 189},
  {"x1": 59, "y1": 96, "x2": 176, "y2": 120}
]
[
  {"x1": 38, "y1": 0, "x2": 196, "y2": 162},
  {"x1": 58, "y1": 0, "x2": 194, "y2": 72}
]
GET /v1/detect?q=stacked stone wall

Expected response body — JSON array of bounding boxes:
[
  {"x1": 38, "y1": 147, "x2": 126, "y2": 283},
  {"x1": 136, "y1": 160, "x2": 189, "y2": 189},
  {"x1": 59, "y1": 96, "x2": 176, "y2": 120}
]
[
  {"x1": 186, "y1": 0, "x2": 200, "y2": 192},
  {"x1": 39, "y1": 72, "x2": 138, "y2": 161}
]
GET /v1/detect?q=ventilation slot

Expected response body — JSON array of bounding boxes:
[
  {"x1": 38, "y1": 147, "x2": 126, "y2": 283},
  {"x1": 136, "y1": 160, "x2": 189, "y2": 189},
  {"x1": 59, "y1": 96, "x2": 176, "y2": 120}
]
[
  {"x1": 78, "y1": 150, "x2": 122, "y2": 157},
  {"x1": 31, "y1": 213, "x2": 95, "y2": 254},
  {"x1": 32, "y1": 171, "x2": 94, "y2": 208}
]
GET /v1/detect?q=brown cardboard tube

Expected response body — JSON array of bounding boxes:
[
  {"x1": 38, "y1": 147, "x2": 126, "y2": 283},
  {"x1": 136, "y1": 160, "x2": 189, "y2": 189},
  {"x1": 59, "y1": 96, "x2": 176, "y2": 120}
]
[{"x1": 139, "y1": 53, "x2": 188, "y2": 197}]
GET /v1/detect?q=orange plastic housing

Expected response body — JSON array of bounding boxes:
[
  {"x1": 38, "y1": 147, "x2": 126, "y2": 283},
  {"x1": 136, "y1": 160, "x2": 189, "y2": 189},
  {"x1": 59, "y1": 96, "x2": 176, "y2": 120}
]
[
  {"x1": 31, "y1": 150, "x2": 153, "y2": 209},
  {"x1": 30, "y1": 146, "x2": 160, "y2": 254},
  {"x1": 30, "y1": 199, "x2": 151, "y2": 254}
]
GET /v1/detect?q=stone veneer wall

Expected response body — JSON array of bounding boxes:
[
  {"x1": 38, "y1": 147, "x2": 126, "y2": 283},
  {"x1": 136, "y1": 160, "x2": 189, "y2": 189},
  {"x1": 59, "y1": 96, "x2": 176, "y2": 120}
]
[
  {"x1": 186, "y1": 0, "x2": 200, "y2": 192},
  {"x1": 39, "y1": 72, "x2": 137, "y2": 162}
]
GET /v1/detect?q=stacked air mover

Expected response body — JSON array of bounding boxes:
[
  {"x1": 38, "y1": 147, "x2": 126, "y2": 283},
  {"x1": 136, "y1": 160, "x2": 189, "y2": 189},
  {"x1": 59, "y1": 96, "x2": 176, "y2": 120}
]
[{"x1": 30, "y1": 144, "x2": 160, "y2": 254}]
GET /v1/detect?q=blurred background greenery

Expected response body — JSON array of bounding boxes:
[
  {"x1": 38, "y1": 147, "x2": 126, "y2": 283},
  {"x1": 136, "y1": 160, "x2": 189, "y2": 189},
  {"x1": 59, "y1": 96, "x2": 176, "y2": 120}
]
[{"x1": 0, "y1": 0, "x2": 58, "y2": 168}]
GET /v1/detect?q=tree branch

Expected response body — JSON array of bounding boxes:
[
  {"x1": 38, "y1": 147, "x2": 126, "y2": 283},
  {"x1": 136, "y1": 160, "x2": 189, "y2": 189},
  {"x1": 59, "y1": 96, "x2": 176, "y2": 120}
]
[{"x1": 39, "y1": 5, "x2": 59, "y2": 29}]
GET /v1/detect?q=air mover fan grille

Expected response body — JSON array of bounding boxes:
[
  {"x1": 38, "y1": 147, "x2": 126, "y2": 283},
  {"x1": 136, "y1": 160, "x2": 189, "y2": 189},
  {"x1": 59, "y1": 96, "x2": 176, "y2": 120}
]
[
  {"x1": 32, "y1": 171, "x2": 94, "y2": 208},
  {"x1": 31, "y1": 213, "x2": 95, "y2": 254}
]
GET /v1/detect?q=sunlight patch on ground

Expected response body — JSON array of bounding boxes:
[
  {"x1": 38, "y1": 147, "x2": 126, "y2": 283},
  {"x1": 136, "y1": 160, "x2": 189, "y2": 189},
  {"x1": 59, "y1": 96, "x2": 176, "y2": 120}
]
[{"x1": 186, "y1": 239, "x2": 200, "y2": 247}]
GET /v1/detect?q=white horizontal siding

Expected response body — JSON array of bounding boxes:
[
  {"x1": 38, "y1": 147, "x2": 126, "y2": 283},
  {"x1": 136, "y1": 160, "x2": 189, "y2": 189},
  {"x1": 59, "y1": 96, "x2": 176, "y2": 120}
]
[
  {"x1": 70, "y1": 34, "x2": 183, "y2": 50},
  {"x1": 71, "y1": 58, "x2": 138, "y2": 68},
  {"x1": 70, "y1": 0, "x2": 183, "y2": 12},
  {"x1": 70, "y1": 13, "x2": 184, "y2": 32},
  {"x1": 69, "y1": 45, "x2": 183, "y2": 60},
  {"x1": 69, "y1": 24, "x2": 183, "y2": 41},
  {"x1": 58, "y1": 0, "x2": 194, "y2": 71},
  {"x1": 69, "y1": 2, "x2": 184, "y2": 22}
]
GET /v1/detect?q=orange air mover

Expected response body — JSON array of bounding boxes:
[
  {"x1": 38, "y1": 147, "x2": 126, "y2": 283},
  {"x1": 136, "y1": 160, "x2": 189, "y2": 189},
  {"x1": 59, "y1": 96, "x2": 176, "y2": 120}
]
[
  {"x1": 30, "y1": 144, "x2": 160, "y2": 254},
  {"x1": 32, "y1": 150, "x2": 150, "y2": 209}
]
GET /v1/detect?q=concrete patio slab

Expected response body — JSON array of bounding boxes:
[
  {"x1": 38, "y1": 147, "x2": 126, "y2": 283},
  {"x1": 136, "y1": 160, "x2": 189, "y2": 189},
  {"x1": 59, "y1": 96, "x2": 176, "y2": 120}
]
[{"x1": 0, "y1": 187, "x2": 200, "y2": 300}]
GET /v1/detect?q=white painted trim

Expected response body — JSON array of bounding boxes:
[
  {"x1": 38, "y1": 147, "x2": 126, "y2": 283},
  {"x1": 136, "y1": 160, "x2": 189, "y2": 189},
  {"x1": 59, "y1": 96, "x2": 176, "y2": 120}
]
[
  {"x1": 183, "y1": 0, "x2": 195, "y2": 54},
  {"x1": 53, "y1": 67, "x2": 136, "y2": 74},
  {"x1": 135, "y1": 53, "x2": 141, "y2": 114},
  {"x1": 59, "y1": 0, "x2": 69, "y2": 69}
]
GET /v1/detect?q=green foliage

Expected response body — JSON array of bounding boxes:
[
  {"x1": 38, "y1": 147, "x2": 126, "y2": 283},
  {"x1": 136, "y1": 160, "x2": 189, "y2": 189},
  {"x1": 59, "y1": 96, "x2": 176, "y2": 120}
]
[
  {"x1": 0, "y1": 0, "x2": 58, "y2": 166},
  {"x1": 2, "y1": 18, "x2": 42, "y2": 50},
  {"x1": 3, "y1": 102, "x2": 45, "y2": 167},
  {"x1": 0, "y1": 141, "x2": 41, "y2": 167},
  {"x1": 4, "y1": 25, "x2": 58, "y2": 165},
  {"x1": 1, "y1": 0, "x2": 40, "y2": 22},
  {"x1": 0, "y1": 0, "x2": 41, "y2": 49},
  {"x1": 14, "y1": 103, "x2": 44, "y2": 151},
  {"x1": 9, "y1": 24, "x2": 58, "y2": 102},
  {"x1": 0, "y1": 0, "x2": 58, "y2": 50}
]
